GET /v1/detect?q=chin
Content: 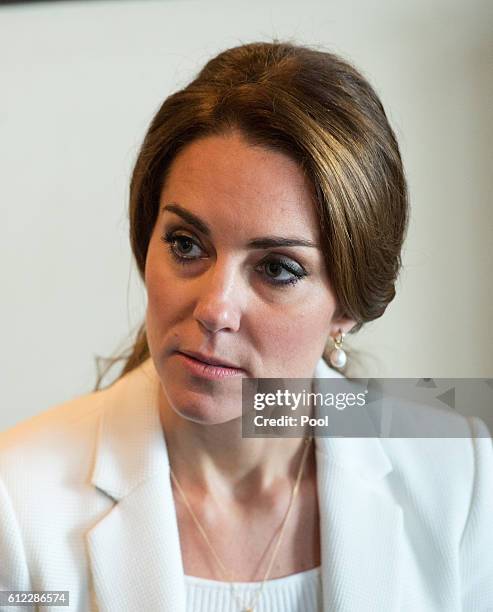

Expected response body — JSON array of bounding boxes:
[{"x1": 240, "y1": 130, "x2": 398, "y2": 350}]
[
  {"x1": 165, "y1": 387, "x2": 240, "y2": 423},
  {"x1": 173, "y1": 402, "x2": 242, "y2": 426}
]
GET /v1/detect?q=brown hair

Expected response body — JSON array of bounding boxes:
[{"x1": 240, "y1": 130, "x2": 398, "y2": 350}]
[{"x1": 94, "y1": 39, "x2": 409, "y2": 390}]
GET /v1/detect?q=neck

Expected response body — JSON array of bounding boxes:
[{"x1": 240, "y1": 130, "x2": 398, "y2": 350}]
[{"x1": 158, "y1": 386, "x2": 315, "y2": 505}]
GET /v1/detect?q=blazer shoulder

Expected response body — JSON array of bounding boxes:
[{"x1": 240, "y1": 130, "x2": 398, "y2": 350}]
[
  {"x1": 381, "y1": 412, "x2": 493, "y2": 529},
  {"x1": 0, "y1": 384, "x2": 110, "y2": 475}
]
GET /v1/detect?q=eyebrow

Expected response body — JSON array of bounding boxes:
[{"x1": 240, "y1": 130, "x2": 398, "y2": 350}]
[{"x1": 161, "y1": 203, "x2": 319, "y2": 249}]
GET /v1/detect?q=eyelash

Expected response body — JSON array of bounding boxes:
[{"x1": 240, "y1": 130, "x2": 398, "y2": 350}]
[{"x1": 160, "y1": 230, "x2": 308, "y2": 287}]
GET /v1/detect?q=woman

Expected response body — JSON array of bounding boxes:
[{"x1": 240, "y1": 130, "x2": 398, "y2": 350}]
[{"x1": 1, "y1": 41, "x2": 492, "y2": 612}]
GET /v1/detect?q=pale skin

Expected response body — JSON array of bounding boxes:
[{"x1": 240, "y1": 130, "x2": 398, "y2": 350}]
[{"x1": 144, "y1": 130, "x2": 356, "y2": 581}]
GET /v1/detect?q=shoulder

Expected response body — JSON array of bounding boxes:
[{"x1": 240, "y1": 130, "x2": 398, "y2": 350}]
[
  {"x1": 375, "y1": 394, "x2": 493, "y2": 495},
  {"x1": 0, "y1": 374, "x2": 133, "y2": 592},
  {"x1": 315, "y1": 373, "x2": 493, "y2": 527},
  {"x1": 379, "y1": 411, "x2": 493, "y2": 569},
  {"x1": 0, "y1": 357, "x2": 158, "y2": 484},
  {"x1": 0, "y1": 385, "x2": 108, "y2": 482},
  {"x1": 381, "y1": 412, "x2": 492, "y2": 489}
]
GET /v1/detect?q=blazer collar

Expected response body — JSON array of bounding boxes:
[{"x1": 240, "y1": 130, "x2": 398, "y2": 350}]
[
  {"x1": 90, "y1": 357, "x2": 167, "y2": 501},
  {"x1": 87, "y1": 357, "x2": 402, "y2": 611}
]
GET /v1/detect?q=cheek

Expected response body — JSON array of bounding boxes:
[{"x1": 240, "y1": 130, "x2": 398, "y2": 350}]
[{"x1": 255, "y1": 290, "x2": 335, "y2": 374}]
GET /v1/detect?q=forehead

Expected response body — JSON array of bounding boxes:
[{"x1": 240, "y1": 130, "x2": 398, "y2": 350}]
[{"x1": 159, "y1": 132, "x2": 321, "y2": 240}]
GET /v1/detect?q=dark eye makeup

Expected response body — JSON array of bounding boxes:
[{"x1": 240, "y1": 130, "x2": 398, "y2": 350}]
[{"x1": 160, "y1": 229, "x2": 309, "y2": 288}]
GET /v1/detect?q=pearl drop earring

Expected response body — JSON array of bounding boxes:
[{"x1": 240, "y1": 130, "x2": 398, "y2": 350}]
[{"x1": 329, "y1": 330, "x2": 347, "y2": 369}]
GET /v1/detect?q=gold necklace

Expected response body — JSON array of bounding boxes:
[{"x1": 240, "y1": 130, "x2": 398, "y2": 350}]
[{"x1": 169, "y1": 437, "x2": 313, "y2": 612}]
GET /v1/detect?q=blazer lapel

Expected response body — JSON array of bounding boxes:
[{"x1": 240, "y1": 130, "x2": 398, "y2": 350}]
[
  {"x1": 313, "y1": 359, "x2": 404, "y2": 611},
  {"x1": 86, "y1": 359, "x2": 187, "y2": 611}
]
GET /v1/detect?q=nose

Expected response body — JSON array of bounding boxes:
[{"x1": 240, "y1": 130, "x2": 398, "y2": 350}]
[{"x1": 193, "y1": 260, "x2": 243, "y2": 334}]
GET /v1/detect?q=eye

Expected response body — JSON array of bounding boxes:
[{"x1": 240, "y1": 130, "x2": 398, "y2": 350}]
[
  {"x1": 160, "y1": 230, "x2": 308, "y2": 288},
  {"x1": 258, "y1": 257, "x2": 307, "y2": 287},
  {"x1": 161, "y1": 230, "x2": 205, "y2": 263}
]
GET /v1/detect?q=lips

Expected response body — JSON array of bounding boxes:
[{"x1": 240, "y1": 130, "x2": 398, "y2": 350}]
[{"x1": 178, "y1": 349, "x2": 242, "y2": 370}]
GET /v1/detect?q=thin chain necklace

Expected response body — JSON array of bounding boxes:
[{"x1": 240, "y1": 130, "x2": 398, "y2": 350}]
[{"x1": 169, "y1": 436, "x2": 313, "y2": 612}]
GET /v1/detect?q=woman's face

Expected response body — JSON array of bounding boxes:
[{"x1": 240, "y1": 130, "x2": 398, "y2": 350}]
[{"x1": 145, "y1": 130, "x2": 354, "y2": 424}]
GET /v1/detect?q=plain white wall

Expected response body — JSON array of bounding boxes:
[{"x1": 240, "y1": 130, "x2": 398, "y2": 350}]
[{"x1": 1, "y1": 0, "x2": 492, "y2": 431}]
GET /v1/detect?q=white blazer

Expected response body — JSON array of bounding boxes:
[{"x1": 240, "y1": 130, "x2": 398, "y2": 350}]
[{"x1": 1, "y1": 357, "x2": 492, "y2": 612}]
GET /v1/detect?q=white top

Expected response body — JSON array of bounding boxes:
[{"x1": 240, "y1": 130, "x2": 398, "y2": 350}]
[{"x1": 185, "y1": 566, "x2": 323, "y2": 612}]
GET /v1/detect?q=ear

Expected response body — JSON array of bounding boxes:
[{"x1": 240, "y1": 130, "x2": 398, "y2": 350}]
[{"x1": 327, "y1": 315, "x2": 357, "y2": 340}]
